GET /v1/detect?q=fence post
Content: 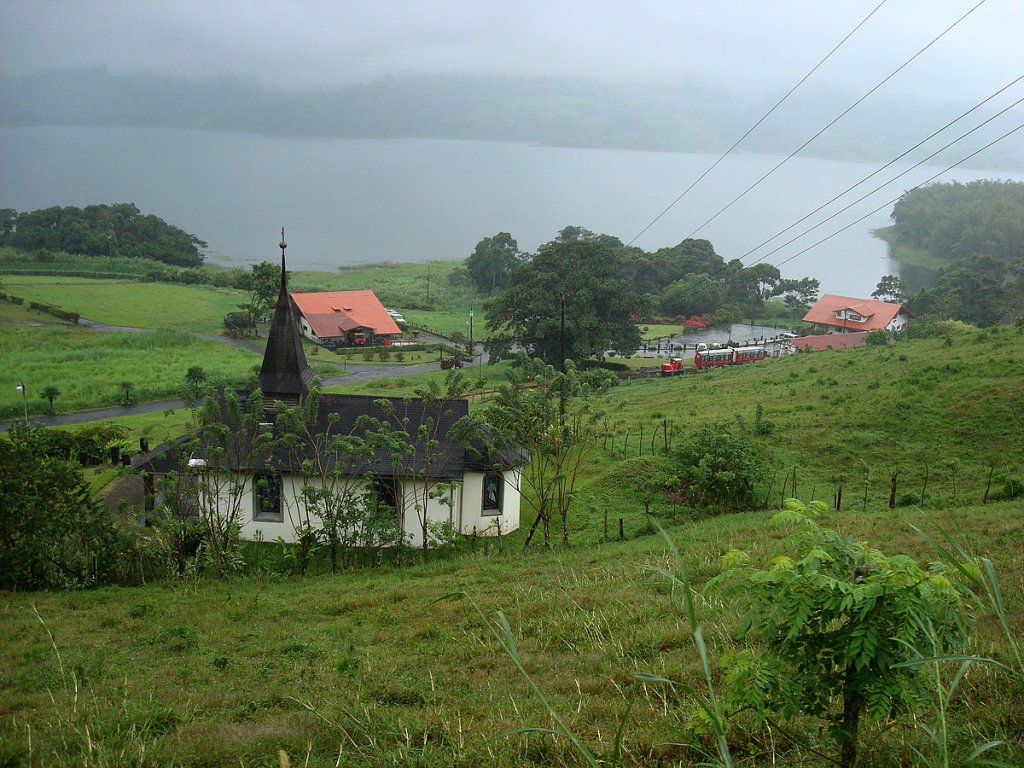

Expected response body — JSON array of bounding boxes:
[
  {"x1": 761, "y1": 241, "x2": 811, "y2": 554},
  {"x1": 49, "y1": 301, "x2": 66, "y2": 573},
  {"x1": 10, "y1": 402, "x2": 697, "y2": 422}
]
[{"x1": 889, "y1": 472, "x2": 898, "y2": 509}]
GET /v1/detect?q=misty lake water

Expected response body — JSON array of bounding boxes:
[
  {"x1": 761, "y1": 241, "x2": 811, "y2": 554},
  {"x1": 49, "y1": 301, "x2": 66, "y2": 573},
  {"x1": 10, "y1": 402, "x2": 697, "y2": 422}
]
[{"x1": 2, "y1": 126, "x2": 1021, "y2": 297}]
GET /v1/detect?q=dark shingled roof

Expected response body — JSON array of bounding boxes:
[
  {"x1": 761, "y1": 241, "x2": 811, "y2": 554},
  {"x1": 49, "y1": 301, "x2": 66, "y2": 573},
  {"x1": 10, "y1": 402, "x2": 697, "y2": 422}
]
[
  {"x1": 133, "y1": 392, "x2": 526, "y2": 480},
  {"x1": 259, "y1": 249, "x2": 314, "y2": 400}
]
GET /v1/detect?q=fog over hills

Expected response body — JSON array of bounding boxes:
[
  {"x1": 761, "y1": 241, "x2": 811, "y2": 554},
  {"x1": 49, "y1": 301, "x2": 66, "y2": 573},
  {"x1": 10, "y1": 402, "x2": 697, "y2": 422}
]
[{"x1": 4, "y1": 67, "x2": 1021, "y2": 171}]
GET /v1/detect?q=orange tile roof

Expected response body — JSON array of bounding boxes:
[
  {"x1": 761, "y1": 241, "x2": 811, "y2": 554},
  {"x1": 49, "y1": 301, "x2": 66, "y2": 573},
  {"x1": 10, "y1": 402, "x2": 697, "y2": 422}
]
[
  {"x1": 291, "y1": 290, "x2": 401, "y2": 339},
  {"x1": 802, "y1": 294, "x2": 907, "y2": 331}
]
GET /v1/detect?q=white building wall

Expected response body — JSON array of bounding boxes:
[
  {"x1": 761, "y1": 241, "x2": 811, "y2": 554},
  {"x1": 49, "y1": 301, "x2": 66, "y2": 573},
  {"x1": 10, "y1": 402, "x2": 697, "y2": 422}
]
[
  {"x1": 886, "y1": 310, "x2": 911, "y2": 332},
  {"x1": 459, "y1": 469, "x2": 521, "y2": 538},
  {"x1": 229, "y1": 469, "x2": 523, "y2": 546}
]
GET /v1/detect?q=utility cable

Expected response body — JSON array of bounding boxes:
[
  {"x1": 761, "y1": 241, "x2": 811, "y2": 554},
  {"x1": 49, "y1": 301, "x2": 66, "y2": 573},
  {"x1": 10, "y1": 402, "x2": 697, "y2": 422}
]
[
  {"x1": 770, "y1": 121, "x2": 1023, "y2": 271},
  {"x1": 626, "y1": 0, "x2": 889, "y2": 246},
  {"x1": 680, "y1": 0, "x2": 988, "y2": 242},
  {"x1": 741, "y1": 76, "x2": 1024, "y2": 265}
]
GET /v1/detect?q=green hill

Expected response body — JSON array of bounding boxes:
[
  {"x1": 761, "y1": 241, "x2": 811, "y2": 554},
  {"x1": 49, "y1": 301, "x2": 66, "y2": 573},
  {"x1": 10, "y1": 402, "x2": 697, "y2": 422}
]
[{"x1": 2, "y1": 321, "x2": 1023, "y2": 767}]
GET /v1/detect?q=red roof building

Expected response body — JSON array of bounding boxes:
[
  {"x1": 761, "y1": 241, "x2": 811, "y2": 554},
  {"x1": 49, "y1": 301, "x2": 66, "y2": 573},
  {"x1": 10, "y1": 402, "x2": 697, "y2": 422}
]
[
  {"x1": 290, "y1": 290, "x2": 401, "y2": 346},
  {"x1": 803, "y1": 294, "x2": 912, "y2": 334}
]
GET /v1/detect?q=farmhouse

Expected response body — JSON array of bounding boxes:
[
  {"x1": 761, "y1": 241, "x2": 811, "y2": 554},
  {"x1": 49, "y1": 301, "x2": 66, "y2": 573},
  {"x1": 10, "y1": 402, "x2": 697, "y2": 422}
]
[
  {"x1": 134, "y1": 243, "x2": 523, "y2": 547},
  {"x1": 803, "y1": 294, "x2": 912, "y2": 335},
  {"x1": 291, "y1": 289, "x2": 401, "y2": 347}
]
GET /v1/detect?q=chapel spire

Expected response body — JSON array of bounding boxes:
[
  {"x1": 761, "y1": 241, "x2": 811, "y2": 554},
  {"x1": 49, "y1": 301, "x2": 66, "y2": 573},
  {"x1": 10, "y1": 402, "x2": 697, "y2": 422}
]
[{"x1": 258, "y1": 228, "x2": 314, "y2": 408}]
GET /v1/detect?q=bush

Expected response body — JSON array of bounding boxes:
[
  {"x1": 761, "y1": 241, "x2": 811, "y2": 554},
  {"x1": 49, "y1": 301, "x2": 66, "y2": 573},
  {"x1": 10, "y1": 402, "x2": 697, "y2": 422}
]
[
  {"x1": 671, "y1": 423, "x2": 766, "y2": 511},
  {"x1": 0, "y1": 426, "x2": 129, "y2": 590}
]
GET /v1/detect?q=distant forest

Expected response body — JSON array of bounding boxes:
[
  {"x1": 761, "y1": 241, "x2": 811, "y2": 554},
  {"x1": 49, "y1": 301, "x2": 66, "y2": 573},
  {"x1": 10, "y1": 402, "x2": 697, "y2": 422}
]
[
  {"x1": 886, "y1": 180, "x2": 1024, "y2": 325},
  {"x1": 0, "y1": 203, "x2": 206, "y2": 267}
]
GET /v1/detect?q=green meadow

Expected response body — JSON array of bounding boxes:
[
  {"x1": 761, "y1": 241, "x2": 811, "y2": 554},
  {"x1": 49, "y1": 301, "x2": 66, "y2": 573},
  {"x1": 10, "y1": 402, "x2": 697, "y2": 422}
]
[
  {"x1": 2, "y1": 319, "x2": 1023, "y2": 766},
  {"x1": 0, "y1": 276, "x2": 247, "y2": 332},
  {"x1": 0, "y1": 324, "x2": 262, "y2": 419}
]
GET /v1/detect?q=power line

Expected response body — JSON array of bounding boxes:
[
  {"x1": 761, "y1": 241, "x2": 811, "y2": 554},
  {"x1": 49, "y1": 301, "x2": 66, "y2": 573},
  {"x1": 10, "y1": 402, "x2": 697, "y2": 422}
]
[
  {"x1": 626, "y1": 0, "x2": 889, "y2": 247},
  {"x1": 771, "y1": 121, "x2": 1024, "y2": 271},
  {"x1": 741, "y1": 75, "x2": 1024, "y2": 266},
  {"x1": 680, "y1": 0, "x2": 988, "y2": 242}
]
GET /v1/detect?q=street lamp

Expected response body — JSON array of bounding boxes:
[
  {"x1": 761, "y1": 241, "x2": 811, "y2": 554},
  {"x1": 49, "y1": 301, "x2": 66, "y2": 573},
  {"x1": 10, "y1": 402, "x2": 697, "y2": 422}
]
[
  {"x1": 468, "y1": 309, "x2": 474, "y2": 359},
  {"x1": 15, "y1": 381, "x2": 28, "y2": 423}
]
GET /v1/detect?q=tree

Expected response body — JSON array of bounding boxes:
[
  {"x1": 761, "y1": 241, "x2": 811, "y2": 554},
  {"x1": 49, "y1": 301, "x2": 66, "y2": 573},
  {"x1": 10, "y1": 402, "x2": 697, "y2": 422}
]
[
  {"x1": 465, "y1": 232, "x2": 523, "y2": 294},
  {"x1": 776, "y1": 277, "x2": 820, "y2": 312},
  {"x1": 174, "y1": 384, "x2": 276, "y2": 576},
  {"x1": 237, "y1": 261, "x2": 282, "y2": 336},
  {"x1": 274, "y1": 385, "x2": 389, "y2": 573},
  {"x1": 483, "y1": 356, "x2": 615, "y2": 547},
  {"x1": 712, "y1": 499, "x2": 969, "y2": 768},
  {"x1": 40, "y1": 385, "x2": 61, "y2": 415},
  {"x1": 486, "y1": 238, "x2": 646, "y2": 365},
  {"x1": 0, "y1": 426, "x2": 121, "y2": 590},
  {"x1": 871, "y1": 274, "x2": 906, "y2": 303},
  {"x1": 358, "y1": 371, "x2": 483, "y2": 560},
  {"x1": 120, "y1": 380, "x2": 134, "y2": 406},
  {"x1": 659, "y1": 272, "x2": 724, "y2": 317},
  {"x1": 671, "y1": 423, "x2": 766, "y2": 510}
]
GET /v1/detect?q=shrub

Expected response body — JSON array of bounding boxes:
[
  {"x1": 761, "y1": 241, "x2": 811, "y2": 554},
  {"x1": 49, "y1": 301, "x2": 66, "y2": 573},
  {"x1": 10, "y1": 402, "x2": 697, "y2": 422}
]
[
  {"x1": 670, "y1": 423, "x2": 766, "y2": 511},
  {"x1": 712, "y1": 499, "x2": 970, "y2": 768}
]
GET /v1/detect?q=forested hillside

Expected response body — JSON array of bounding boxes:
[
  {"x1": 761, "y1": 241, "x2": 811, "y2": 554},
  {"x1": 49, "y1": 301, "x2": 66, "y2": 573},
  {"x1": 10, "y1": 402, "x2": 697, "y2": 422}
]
[
  {"x1": 0, "y1": 203, "x2": 206, "y2": 267},
  {"x1": 881, "y1": 180, "x2": 1024, "y2": 325}
]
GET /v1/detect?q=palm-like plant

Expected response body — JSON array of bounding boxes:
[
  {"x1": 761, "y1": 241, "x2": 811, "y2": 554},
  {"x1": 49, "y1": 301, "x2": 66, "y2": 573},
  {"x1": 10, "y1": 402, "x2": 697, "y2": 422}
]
[{"x1": 40, "y1": 385, "x2": 61, "y2": 414}]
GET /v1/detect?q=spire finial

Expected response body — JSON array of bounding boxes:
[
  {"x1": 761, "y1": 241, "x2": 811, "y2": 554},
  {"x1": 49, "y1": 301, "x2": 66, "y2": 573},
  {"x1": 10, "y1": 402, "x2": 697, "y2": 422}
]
[{"x1": 278, "y1": 227, "x2": 287, "y2": 289}]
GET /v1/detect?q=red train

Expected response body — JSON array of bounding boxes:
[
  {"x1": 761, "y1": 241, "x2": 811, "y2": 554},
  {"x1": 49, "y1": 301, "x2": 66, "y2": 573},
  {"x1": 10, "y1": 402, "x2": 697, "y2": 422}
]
[
  {"x1": 660, "y1": 344, "x2": 767, "y2": 375},
  {"x1": 693, "y1": 344, "x2": 767, "y2": 369}
]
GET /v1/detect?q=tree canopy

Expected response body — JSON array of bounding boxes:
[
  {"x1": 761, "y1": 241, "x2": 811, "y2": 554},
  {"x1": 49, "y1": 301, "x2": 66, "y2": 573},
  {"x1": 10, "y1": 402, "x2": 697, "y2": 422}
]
[
  {"x1": 485, "y1": 236, "x2": 646, "y2": 365},
  {"x1": 888, "y1": 181, "x2": 1024, "y2": 325},
  {"x1": 0, "y1": 203, "x2": 207, "y2": 267},
  {"x1": 465, "y1": 232, "x2": 524, "y2": 294}
]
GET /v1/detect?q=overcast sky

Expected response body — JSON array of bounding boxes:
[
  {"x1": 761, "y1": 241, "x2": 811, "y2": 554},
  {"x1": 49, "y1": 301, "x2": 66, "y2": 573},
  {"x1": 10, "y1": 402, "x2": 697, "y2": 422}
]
[{"x1": 2, "y1": 0, "x2": 1021, "y2": 101}]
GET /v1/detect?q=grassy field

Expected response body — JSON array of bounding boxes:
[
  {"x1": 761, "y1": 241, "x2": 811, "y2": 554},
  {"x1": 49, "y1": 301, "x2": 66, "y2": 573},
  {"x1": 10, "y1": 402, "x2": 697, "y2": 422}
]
[
  {"x1": 1, "y1": 502, "x2": 1020, "y2": 768},
  {"x1": 0, "y1": 276, "x2": 247, "y2": 332},
  {"x1": 0, "y1": 324, "x2": 263, "y2": 419},
  {"x1": 2, "y1": 321, "x2": 1023, "y2": 767}
]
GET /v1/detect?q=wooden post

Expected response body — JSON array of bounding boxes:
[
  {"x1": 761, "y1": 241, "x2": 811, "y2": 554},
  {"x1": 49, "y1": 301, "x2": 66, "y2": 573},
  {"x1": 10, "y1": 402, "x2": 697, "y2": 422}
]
[
  {"x1": 920, "y1": 465, "x2": 929, "y2": 508},
  {"x1": 889, "y1": 472, "x2": 898, "y2": 509},
  {"x1": 604, "y1": 507, "x2": 608, "y2": 542},
  {"x1": 618, "y1": 517, "x2": 624, "y2": 541},
  {"x1": 763, "y1": 466, "x2": 779, "y2": 509},
  {"x1": 835, "y1": 485, "x2": 843, "y2": 512}
]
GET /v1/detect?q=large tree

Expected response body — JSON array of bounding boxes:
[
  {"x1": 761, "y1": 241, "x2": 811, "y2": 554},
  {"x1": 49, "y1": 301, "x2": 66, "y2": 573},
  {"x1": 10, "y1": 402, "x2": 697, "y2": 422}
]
[
  {"x1": 465, "y1": 232, "x2": 523, "y2": 294},
  {"x1": 485, "y1": 237, "x2": 646, "y2": 365},
  {"x1": 660, "y1": 272, "x2": 724, "y2": 317}
]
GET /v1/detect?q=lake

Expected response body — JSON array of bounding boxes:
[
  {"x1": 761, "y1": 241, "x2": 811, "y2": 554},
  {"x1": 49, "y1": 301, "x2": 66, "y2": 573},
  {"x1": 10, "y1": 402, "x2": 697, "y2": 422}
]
[{"x1": 2, "y1": 126, "x2": 1020, "y2": 297}]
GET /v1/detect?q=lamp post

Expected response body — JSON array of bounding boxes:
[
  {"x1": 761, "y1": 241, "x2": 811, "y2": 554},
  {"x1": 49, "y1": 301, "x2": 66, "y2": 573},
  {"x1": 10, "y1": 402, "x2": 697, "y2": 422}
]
[
  {"x1": 15, "y1": 382, "x2": 28, "y2": 424},
  {"x1": 468, "y1": 309, "x2": 474, "y2": 359}
]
